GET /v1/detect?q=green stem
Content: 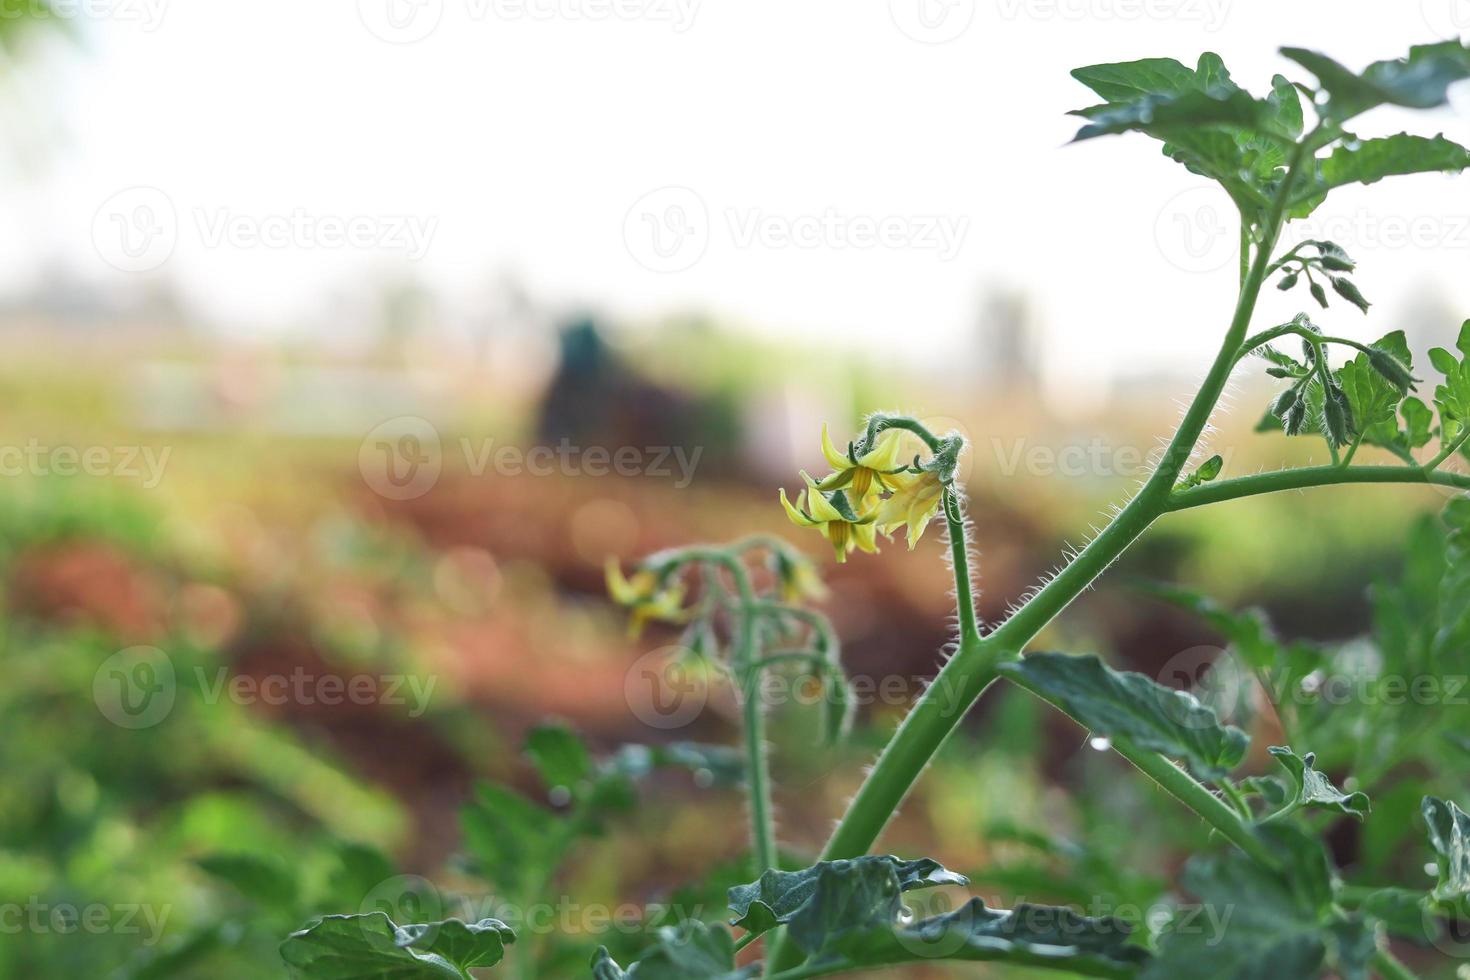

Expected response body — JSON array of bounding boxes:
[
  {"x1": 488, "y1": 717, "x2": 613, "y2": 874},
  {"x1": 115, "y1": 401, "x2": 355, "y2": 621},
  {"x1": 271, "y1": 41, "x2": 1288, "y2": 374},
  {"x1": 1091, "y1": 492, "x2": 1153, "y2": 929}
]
[
  {"x1": 1167, "y1": 464, "x2": 1470, "y2": 511},
  {"x1": 1425, "y1": 426, "x2": 1470, "y2": 471},
  {"x1": 1000, "y1": 667, "x2": 1279, "y2": 868},
  {"x1": 1371, "y1": 948, "x2": 1420, "y2": 980},
  {"x1": 946, "y1": 487, "x2": 981, "y2": 641},
  {"x1": 730, "y1": 584, "x2": 779, "y2": 877},
  {"x1": 770, "y1": 137, "x2": 1310, "y2": 976}
]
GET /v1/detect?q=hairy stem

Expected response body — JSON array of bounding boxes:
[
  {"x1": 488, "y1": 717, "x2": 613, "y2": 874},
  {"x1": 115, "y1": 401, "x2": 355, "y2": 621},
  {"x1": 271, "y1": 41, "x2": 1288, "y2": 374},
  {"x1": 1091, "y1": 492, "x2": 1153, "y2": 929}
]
[{"x1": 1167, "y1": 465, "x2": 1470, "y2": 511}]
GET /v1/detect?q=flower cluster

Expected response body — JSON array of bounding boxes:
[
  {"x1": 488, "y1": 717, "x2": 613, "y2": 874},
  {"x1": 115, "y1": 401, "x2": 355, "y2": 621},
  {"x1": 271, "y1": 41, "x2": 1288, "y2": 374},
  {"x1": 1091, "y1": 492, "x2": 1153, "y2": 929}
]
[{"x1": 779, "y1": 423, "x2": 948, "y2": 563}]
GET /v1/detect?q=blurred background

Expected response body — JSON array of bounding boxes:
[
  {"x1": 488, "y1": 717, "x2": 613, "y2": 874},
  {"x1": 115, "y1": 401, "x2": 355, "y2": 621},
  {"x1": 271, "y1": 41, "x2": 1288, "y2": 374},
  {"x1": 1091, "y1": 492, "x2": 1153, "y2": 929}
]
[{"x1": 1, "y1": 2, "x2": 1469, "y2": 977}]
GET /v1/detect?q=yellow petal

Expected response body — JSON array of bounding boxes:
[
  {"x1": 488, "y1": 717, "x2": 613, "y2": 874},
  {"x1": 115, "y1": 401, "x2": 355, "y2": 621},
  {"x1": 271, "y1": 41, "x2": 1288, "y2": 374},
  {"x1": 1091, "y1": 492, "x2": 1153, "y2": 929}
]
[
  {"x1": 852, "y1": 521, "x2": 880, "y2": 554},
  {"x1": 780, "y1": 488, "x2": 821, "y2": 527},
  {"x1": 804, "y1": 487, "x2": 845, "y2": 524},
  {"x1": 856, "y1": 429, "x2": 904, "y2": 471},
  {"x1": 605, "y1": 559, "x2": 639, "y2": 605},
  {"x1": 821, "y1": 423, "x2": 851, "y2": 471}
]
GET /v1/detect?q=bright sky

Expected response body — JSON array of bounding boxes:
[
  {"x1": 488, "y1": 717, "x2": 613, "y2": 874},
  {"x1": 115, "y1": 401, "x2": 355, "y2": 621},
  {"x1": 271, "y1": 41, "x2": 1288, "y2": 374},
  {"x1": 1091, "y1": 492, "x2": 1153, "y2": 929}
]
[{"x1": 2, "y1": 1, "x2": 1468, "y2": 384}]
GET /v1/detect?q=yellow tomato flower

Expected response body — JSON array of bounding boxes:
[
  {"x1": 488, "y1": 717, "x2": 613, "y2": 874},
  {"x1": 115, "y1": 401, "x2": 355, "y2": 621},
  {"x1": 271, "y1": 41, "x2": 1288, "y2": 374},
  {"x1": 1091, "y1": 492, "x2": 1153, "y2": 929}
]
[
  {"x1": 779, "y1": 480, "x2": 879, "y2": 563},
  {"x1": 604, "y1": 559, "x2": 689, "y2": 636},
  {"x1": 813, "y1": 425, "x2": 907, "y2": 503},
  {"x1": 773, "y1": 548, "x2": 829, "y2": 604},
  {"x1": 876, "y1": 470, "x2": 946, "y2": 549}
]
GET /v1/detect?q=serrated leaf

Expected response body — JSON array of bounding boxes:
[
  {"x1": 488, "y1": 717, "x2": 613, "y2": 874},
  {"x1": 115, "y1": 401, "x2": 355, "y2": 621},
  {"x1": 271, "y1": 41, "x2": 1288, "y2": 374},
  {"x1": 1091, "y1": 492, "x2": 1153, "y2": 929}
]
[
  {"x1": 727, "y1": 856, "x2": 967, "y2": 942},
  {"x1": 461, "y1": 783, "x2": 562, "y2": 899},
  {"x1": 998, "y1": 652, "x2": 1249, "y2": 781},
  {"x1": 590, "y1": 921, "x2": 755, "y2": 980},
  {"x1": 1267, "y1": 746, "x2": 1371, "y2": 820},
  {"x1": 1292, "y1": 133, "x2": 1470, "y2": 216},
  {"x1": 280, "y1": 913, "x2": 514, "y2": 979},
  {"x1": 828, "y1": 898, "x2": 1150, "y2": 979},
  {"x1": 1281, "y1": 41, "x2": 1470, "y2": 121},
  {"x1": 1143, "y1": 829, "x2": 1333, "y2": 980},
  {"x1": 526, "y1": 722, "x2": 594, "y2": 795},
  {"x1": 1339, "y1": 332, "x2": 1421, "y2": 459},
  {"x1": 196, "y1": 853, "x2": 299, "y2": 912},
  {"x1": 1423, "y1": 796, "x2": 1470, "y2": 907},
  {"x1": 1326, "y1": 916, "x2": 1377, "y2": 980}
]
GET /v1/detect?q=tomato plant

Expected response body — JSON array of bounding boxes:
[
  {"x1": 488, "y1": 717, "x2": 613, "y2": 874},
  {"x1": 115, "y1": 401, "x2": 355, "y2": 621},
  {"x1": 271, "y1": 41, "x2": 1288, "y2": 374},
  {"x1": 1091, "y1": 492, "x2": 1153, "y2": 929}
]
[{"x1": 281, "y1": 39, "x2": 1470, "y2": 979}]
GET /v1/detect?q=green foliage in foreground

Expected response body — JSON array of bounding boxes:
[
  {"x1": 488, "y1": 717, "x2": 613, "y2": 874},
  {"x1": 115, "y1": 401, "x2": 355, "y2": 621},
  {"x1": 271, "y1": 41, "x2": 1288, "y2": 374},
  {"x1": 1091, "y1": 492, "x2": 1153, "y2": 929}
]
[{"x1": 279, "y1": 39, "x2": 1470, "y2": 980}]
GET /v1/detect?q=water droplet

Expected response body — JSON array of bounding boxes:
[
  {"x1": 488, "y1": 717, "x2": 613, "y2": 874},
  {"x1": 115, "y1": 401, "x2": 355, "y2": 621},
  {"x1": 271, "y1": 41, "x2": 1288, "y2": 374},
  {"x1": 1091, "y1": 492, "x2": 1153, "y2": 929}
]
[
  {"x1": 548, "y1": 786, "x2": 572, "y2": 807},
  {"x1": 1089, "y1": 736, "x2": 1112, "y2": 752}
]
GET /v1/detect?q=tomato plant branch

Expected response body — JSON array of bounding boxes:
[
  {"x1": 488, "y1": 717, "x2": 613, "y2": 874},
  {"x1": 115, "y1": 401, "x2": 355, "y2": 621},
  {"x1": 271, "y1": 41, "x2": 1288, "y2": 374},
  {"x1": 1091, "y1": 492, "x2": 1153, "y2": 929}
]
[{"x1": 1166, "y1": 465, "x2": 1470, "y2": 511}]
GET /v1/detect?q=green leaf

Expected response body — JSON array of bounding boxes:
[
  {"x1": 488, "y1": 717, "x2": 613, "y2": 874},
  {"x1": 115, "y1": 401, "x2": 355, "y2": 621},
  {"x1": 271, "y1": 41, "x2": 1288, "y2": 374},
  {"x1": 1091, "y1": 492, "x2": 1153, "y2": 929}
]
[
  {"x1": 727, "y1": 856, "x2": 967, "y2": 942},
  {"x1": 280, "y1": 913, "x2": 514, "y2": 979},
  {"x1": 1143, "y1": 830, "x2": 1334, "y2": 979},
  {"x1": 1429, "y1": 322, "x2": 1470, "y2": 447},
  {"x1": 1281, "y1": 41, "x2": 1470, "y2": 121},
  {"x1": 1072, "y1": 88, "x2": 1267, "y2": 142},
  {"x1": 1338, "y1": 332, "x2": 1422, "y2": 459},
  {"x1": 590, "y1": 921, "x2": 755, "y2": 980},
  {"x1": 1266, "y1": 746, "x2": 1371, "y2": 820},
  {"x1": 603, "y1": 742, "x2": 745, "y2": 788},
  {"x1": 997, "y1": 652, "x2": 1249, "y2": 781},
  {"x1": 461, "y1": 783, "x2": 562, "y2": 899},
  {"x1": 196, "y1": 853, "x2": 299, "y2": 912},
  {"x1": 1068, "y1": 53, "x2": 1289, "y2": 210},
  {"x1": 1071, "y1": 57, "x2": 1206, "y2": 103},
  {"x1": 1423, "y1": 795, "x2": 1470, "y2": 908},
  {"x1": 1292, "y1": 133, "x2": 1470, "y2": 215},
  {"x1": 1175, "y1": 455, "x2": 1224, "y2": 490},
  {"x1": 525, "y1": 722, "x2": 594, "y2": 795},
  {"x1": 1326, "y1": 916, "x2": 1376, "y2": 980},
  {"x1": 328, "y1": 843, "x2": 399, "y2": 911},
  {"x1": 827, "y1": 899, "x2": 1150, "y2": 979}
]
